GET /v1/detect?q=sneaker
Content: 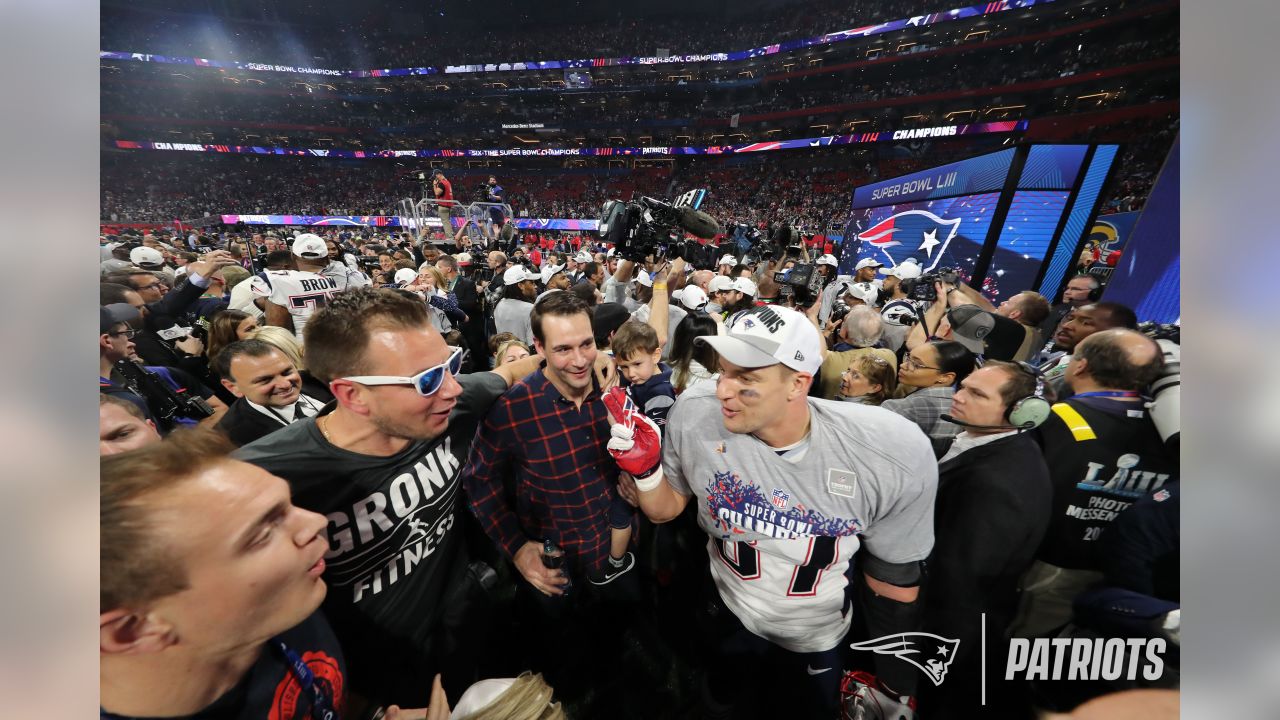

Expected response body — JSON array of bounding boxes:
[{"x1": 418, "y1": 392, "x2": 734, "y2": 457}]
[{"x1": 590, "y1": 551, "x2": 636, "y2": 586}]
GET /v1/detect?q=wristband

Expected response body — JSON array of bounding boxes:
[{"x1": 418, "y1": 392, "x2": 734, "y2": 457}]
[
  {"x1": 653, "y1": 282, "x2": 668, "y2": 291},
  {"x1": 633, "y1": 467, "x2": 665, "y2": 492}
]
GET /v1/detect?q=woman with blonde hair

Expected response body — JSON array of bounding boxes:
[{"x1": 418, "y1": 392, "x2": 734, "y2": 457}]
[
  {"x1": 836, "y1": 352, "x2": 897, "y2": 405},
  {"x1": 405, "y1": 264, "x2": 467, "y2": 332},
  {"x1": 385, "y1": 672, "x2": 565, "y2": 720},
  {"x1": 493, "y1": 337, "x2": 531, "y2": 368}
]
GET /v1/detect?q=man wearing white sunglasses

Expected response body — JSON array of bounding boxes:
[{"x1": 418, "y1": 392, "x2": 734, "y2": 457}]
[{"x1": 237, "y1": 287, "x2": 543, "y2": 714}]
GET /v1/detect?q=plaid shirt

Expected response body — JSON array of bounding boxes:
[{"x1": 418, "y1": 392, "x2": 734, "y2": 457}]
[
  {"x1": 881, "y1": 385, "x2": 960, "y2": 443},
  {"x1": 462, "y1": 368, "x2": 619, "y2": 577}
]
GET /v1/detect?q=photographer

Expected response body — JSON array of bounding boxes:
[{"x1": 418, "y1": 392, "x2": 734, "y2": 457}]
[{"x1": 99, "y1": 305, "x2": 227, "y2": 432}]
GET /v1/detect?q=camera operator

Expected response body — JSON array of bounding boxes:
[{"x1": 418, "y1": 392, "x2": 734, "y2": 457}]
[
  {"x1": 431, "y1": 169, "x2": 458, "y2": 241},
  {"x1": 484, "y1": 175, "x2": 507, "y2": 243}
]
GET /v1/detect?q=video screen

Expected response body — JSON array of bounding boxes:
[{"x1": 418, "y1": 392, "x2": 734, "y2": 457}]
[
  {"x1": 984, "y1": 190, "x2": 1072, "y2": 304},
  {"x1": 840, "y1": 193, "x2": 1001, "y2": 281}
]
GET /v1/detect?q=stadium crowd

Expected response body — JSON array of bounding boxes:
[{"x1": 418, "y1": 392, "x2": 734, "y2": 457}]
[
  {"x1": 100, "y1": 18, "x2": 1177, "y2": 153},
  {"x1": 102, "y1": 0, "x2": 946, "y2": 68},
  {"x1": 101, "y1": 117, "x2": 1176, "y2": 228},
  {"x1": 100, "y1": 188, "x2": 1180, "y2": 717}
]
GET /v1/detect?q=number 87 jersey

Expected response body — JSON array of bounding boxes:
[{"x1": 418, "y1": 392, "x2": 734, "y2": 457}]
[{"x1": 662, "y1": 390, "x2": 938, "y2": 654}]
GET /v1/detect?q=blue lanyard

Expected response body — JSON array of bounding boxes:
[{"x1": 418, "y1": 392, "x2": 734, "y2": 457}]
[
  {"x1": 101, "y1": 642, "x2": 338, "y2": 720},
  {"x1": 1072, "y1": 391, "x2": 1141, "y2": 399},
  {"x1": 276, "y1": 641, "x2": 340, "y2": 720}
]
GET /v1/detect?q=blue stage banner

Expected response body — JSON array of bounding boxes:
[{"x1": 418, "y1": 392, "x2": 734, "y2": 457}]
[
  {"x1": 851, "y1": 149, "x2": 1016, "y2": 209},
  {"x1": 1101, "y1": 137, "x2": 1179, "y2": 323}
]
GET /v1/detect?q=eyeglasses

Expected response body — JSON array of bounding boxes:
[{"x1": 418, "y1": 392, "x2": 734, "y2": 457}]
[
  {"x1": 134, "y1": 281, "x2": 163, "y2": 292},
  {"x1": 108, "y1": 328, "x2": 139, "y2": 339},
  {"x1": 901, "y1": 354, "x2": 939, "y2": 371},
  {"x1": 341, "y1": 346, "x2": 464, "y2": 397}
]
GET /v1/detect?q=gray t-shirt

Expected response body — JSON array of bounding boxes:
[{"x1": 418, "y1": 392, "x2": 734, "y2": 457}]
[
  {"x1": 663, "y1": 387, "x2": 937, "y2": 652},
  {"x1": 493, "y1": 298, "x2": 535, "y2": 346}
]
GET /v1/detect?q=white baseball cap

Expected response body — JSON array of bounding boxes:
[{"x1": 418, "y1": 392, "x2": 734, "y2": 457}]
[
  {"x1": 708, "y1": 276, "x2": 735, "y2": 294},
  {"x1": 539, "y1": 263, "x2": 565, "y2": 285},
  {"x1": 731, "y1": 277, "x2": 757, "y2": 297},
  {"x1": 129, "y1": 246, "x2": 165, "y2": 269},
  {"x1": 841, "y1": 281, "x2": 879, "y2": 305},
  {"x1": 503, "y1": 265, "x2": 540, "y2": 286},
  {"x1": 574, "y1": 250, "x2": 593, "y2": 263},
  {"x1": 292, "y1": 233, "x2": 327, "y2": 259},
  {"x1": 634, "y1": 272, "x2": 654, "y2": 288},
  {"x1": 718, "y1": 254, "x2": 737, "y2": 267},
  {"x1": 816, "y1": 254, "x2": 839, "y2": 267},
  {"x1": 697, "y1": 305, "x2": 823, "y2": 376},
  {"x1": 880, "y1": 259, "x2": 923, "y2": 280},
  {"x1": 394, "y1": 268, "x2": 419, "y2": 285},
  {"x1": 854, "y1": 258, "x2": 884, "y2": 271},
  {"x1": 679, "y1": 285, "x2": 709, "y2": 311}
]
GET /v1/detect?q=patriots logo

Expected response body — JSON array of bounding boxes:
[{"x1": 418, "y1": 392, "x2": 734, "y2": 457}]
[
  {"x1": 848, "y1": 633, "x2": 961, "y2": 686},
  {"x1": 856, "y1": 210, "x2": 962, "y2": 273}
]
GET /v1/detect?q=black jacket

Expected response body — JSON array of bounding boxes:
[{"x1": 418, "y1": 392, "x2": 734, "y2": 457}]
[
  {"x1": 217, "y1": 397, "x2": 291, "y2": 447},
  {"x1": 927, "y1": 434, "x2": 1053, "y2": 661},
  {"x1": 918, "y1": 433, "x2": 1052, "y2": 717}
]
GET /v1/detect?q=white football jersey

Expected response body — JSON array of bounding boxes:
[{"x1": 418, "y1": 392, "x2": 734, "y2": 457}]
[
  {"x1": 664, "y1": 388, "x2": 937, "y2": 653},
  {"x1": 265, "y1": 269, "x2": 338, "y2": 337}
]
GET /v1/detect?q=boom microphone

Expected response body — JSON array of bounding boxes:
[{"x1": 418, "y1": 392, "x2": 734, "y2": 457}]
[
  {"x1": 940, "y1": 413, "x2": 1035, "y2": 431},
  {"x1": 676, "y1": 207, "x2": 721, "y2": 239}
]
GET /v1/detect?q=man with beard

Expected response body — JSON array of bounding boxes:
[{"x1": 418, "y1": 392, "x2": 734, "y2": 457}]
[
  {"x1": 540, "y1": 262, "x2": 572, "y2": 292},
  {"x1": 1034, "y1": 302, "x2": 1138, "y2": 394},
  {"x1": 494, "y1": 265, "x2": 541, "y2": 346},
  {"x1": 235, "y1": 287, "x2": 542, "y2": 713},
  {"x1": 214, "y1": 339, "x2": 328, "y2": 447}
]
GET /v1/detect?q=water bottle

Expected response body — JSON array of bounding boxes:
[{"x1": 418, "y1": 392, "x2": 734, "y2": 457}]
[{"x1": 541, "y1": 539, "x2": 572, "y2": 595}]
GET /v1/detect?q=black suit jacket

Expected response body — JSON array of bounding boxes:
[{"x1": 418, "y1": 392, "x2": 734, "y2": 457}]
[
  {"x1": 216, "y1": 397, "x2": 291, "y2": 447},
  {"x1": 927, "y1": 434, "x2": 1053, "y2": 657},
  {"x1": 918, "y1": 433, "x2": 1053, "y2": 716}
]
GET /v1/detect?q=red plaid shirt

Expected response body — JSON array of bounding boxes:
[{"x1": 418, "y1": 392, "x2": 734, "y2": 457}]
[{"x1": 462, "y1": 369, "x2": 619, "y2": 577}]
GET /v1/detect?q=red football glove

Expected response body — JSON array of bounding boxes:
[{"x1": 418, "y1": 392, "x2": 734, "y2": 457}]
[
  {"x1": 601, "y1": 387, "x2": 664, "y2": 489},
  {"x1": 840, "y1": 671, "x2": 917, "y2": 720}
]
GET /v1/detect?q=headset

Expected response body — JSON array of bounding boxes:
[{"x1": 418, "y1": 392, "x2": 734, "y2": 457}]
[
  {"x1": 1075, "y1": 274, "x2": 1103, "y2": 302},
  {"x1": 941, "y1": 361, "x2": 1051, "y2": 431}
]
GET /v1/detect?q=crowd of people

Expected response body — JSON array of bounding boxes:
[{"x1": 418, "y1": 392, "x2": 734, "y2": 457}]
[
  {"x1": 100, "y1": 14, "x2": 1177, "y2": 156},
  {"x1": 100, "y1": 118, "x2": 1176, "y2": 229},
  {"x1": 101, "y1": 0, "x2": 949, "y2": 69},
  {"x1": 99, "y1": 206, "x2": 1180, "y2": 717}
]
